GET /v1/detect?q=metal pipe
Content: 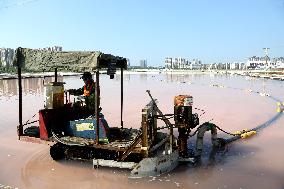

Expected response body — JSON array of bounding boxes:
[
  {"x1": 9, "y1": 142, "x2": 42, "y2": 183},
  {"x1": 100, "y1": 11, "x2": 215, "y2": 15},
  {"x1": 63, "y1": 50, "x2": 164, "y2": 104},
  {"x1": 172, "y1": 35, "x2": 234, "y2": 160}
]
[
  {"x1": 55, "y1": 68, "x2": 57, "y2": 82},
  {"x1": 95, "y1": 71, "x2": 100, "y2": 144},
  {"x1": 151, "y1": 106, "x2": 157, "y2": 141},
  {"x1": 65, "y1": 91, "x2": 68, "y2": 104},
  {"x1": 141, "y1": 110, "x2": 148, "y2": 157},
  {"x1": 121, "y1": 67, "x2": 123, "y2": 128},
  {"x1": 195, "y1": 122, "x2": 218, "y2": 156},
  {"x1": 18, "y1": 67, "x2": 23, "y2": 137},
  {"x1": 169, "y1": 127, "x2": 173, "y2": 154}
]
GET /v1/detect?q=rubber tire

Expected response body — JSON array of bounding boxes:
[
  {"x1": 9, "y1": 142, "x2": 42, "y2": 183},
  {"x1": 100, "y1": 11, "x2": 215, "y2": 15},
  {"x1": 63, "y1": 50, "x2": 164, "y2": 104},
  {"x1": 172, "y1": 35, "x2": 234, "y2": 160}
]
[{"x1": 50, "y1": 143, "x2": 66, "y2": 160}]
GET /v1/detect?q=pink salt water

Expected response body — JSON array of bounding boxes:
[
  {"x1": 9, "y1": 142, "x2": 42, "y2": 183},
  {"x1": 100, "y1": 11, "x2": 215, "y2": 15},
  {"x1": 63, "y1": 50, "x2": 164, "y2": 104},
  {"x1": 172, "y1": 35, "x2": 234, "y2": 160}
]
[{"x1": 0, "y1": 73, "x2": 283, "y2": 189}]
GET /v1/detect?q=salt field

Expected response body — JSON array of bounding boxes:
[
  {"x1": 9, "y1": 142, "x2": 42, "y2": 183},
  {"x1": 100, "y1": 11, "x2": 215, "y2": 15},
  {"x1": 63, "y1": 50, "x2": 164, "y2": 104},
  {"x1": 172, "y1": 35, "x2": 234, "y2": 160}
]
[{"x1": 0, "y1": 72, "x2": 283, "y2": 189}]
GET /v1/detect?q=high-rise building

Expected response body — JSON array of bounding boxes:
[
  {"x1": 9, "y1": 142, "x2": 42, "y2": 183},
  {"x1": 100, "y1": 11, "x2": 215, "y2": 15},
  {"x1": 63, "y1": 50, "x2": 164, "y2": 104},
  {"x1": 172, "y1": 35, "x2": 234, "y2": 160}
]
[
  {"x1": 0, "y1": 48, "x2": 15, "y2": 67},
  {"x1": 164, "y1": 57, "x2": 202, "y2": 69},
  {"x1": 140, "y1": 59, "x2": 147, "y2": 68},
  {"x1": 126, "y1": 58, "x2": 130, "y2": 67},
  {"x1": 164, "y1": 57, "x2": 172, "y2": 69}
]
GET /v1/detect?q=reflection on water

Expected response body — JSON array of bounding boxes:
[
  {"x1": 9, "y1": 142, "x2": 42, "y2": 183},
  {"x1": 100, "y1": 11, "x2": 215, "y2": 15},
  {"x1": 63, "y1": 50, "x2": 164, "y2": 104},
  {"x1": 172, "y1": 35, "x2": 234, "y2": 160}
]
[
  {"x1": 0, "y1": 73, "x2": 284, "y2": 189},
  {"x1": 116, "y1": 73, "x2": 130, "y2": 80},
  {"x1": 0, "y1": 76, "x2": 63, "y2": 97}
]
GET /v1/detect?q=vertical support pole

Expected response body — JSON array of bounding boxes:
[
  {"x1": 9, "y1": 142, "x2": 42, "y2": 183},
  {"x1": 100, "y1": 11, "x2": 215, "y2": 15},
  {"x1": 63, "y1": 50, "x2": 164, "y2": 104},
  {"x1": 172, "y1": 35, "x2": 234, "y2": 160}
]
[
  {"x1": 169, "y1": 125, "x2": 173, "y2": 154},
  {"x1": 152, "y1": 106, "x2": 157, "y2": 141},
  {"x1": 148, "y1": 121, "x2": 152, "y2": 143},
  {"x1": 141, "y1": 108, "x2": 148, "y2": 157},
  {"x1": 18, "y1": 67, "x2": 23, "y2": 138},
  {"x1": 121, "y1": 67, "x2": 123, "y2": 128},
  {"x1": 65, "y1": 91, "x2": 68, "y2": 104},
  {"x1": 148, "y1": 106, "x2": 152, "y2": 143},
  {"x1": 95, "y1": 70, "x2": 100, "y2": 144},
  {"x1": 54, "y1": 68, "x2": 58, "y2": 82},
  {"x1": 188, "y1": 106, "x2": 193, "y2": 127}
]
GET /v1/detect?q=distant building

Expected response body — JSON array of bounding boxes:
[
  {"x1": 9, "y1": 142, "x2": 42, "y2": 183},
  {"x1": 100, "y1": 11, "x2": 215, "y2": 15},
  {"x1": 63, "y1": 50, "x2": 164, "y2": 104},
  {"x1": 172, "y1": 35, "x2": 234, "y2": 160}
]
[
  {"x1": 190, "y1": 59, "x2": 202, "y2": 70},
  {"x1": 208, "y1": 63, "x2": 216, "y2": 70},
  {"x1": 140, "y1": 59, "x2": 147, "y2": 68},
  {"x1": 245, "y1": 55, "x2": 284, "y2": 70},
  {"x1": 164, "y1": 57, "x2": 202, "y2": 69},
  {"x1": 164, "y1": 57, "x2": 173, "y2": 69},
  {"x1": 126, "y1": 58, "x2": 130, "y2": 67},
  {"x1": 208, "y1": 61, "x2": 248, "y2": 70},
  {"x1": 239, "y1": 62, "x2": 246, "y2": 70},
  {"x1": 272, "y1": 57, "x2": 284, "y2": 69},
  {"x1": 0, "y1": 48, "x2": 15, "y2": 67},
  {"x1": 246, "y1": 56, "x2": 272, "y2": 69},
  {"x1": 230, "y1": 62, "x2": 239, "y2": 70},
  {"x1": 216, "y1": 63, "x2": 226, "y2": 70}
]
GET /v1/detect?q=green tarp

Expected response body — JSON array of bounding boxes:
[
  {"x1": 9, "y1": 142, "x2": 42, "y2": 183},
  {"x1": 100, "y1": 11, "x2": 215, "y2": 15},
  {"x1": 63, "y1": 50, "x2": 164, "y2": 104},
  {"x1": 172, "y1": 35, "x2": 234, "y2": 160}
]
[{"x1": 13, "y1": 47, "x2": 127, "y2": 71}]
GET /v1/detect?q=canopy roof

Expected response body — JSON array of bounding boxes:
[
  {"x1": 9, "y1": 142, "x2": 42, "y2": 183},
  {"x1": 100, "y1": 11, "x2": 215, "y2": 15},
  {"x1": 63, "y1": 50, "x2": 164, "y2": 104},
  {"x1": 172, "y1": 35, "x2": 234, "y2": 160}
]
[{"x1": 13, "y1": 47, "x2": 127, "y2": 71}]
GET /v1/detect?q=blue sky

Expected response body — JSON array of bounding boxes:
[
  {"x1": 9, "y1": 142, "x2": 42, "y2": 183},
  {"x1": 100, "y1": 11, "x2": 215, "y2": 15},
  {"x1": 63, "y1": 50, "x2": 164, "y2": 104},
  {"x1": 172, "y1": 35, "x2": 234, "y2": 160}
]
[{"x1": 0, "y1": 0, "x2": 284, "y2": 66}]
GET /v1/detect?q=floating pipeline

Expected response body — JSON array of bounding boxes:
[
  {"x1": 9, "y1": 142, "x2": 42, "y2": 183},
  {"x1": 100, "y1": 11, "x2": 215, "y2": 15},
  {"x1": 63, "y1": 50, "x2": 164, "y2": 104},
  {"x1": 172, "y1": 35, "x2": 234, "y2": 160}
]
[
  {"x1": 276, "y1": 102, "x2": 284, "y2": 113},
  {"x1": 240, "y1": 130, "x2": 257, "y2": 139},
  {"x1": 209, "y1": 84, "x2": 284, "y2": 144},
  {"x1": 232, "y1": 129, "x2": 248, "y2": 135},
  {"x1": 212, "y1": 99, "x2": 283, "y2": 144},
  {"x1": 193, "y1": 123, "x2": 256, "y2": 156},
  {"x1": 179, "y1": 82, "x2": 284, "y2": 150},
  {"x1": 224, "y1": 111, "x2": 283, "y2": 144},
  {"x1": 231, "y1": 129, "x2": 257, "y2": 139}
]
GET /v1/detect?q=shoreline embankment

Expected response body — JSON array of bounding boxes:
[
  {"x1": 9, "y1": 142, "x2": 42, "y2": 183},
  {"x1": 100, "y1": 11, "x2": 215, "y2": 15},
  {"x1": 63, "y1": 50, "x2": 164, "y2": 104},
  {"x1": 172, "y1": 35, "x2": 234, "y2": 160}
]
[{"x1": 0, "y1": 69, "x2": 284, "y2": 81}]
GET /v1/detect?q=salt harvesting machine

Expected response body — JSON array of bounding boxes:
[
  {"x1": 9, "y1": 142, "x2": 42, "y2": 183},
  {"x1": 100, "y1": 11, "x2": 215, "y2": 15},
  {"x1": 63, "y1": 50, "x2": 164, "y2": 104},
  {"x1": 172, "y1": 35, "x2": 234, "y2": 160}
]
[{"x1": 14, "y1": 47, "x2": 257, "y2": 178}]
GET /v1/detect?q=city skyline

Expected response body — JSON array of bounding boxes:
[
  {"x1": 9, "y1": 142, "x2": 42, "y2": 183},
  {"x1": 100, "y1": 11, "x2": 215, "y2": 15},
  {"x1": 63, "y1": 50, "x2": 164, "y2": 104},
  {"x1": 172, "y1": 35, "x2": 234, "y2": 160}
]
[
  {"x1": 0, "y1": 0, "x2": 284, "y2": 66},
  {"x1": 1, "y1": 46, "x2": 284, "y2": 68}
]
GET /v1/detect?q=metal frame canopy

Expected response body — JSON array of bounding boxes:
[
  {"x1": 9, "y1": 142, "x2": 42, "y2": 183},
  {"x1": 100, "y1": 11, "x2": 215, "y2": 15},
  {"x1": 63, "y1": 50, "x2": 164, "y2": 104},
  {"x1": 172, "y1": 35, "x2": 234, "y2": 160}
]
[
  {"x1": 14, "y1": 47, "x2": 127, "y2": 144},
  {"x1": 13, "y1": 47, "x2": 127, "y2": 70}
]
